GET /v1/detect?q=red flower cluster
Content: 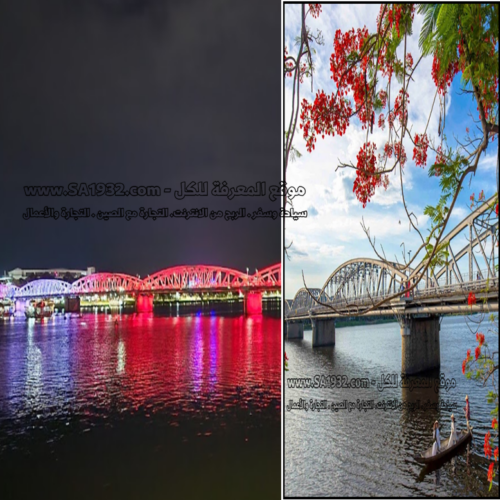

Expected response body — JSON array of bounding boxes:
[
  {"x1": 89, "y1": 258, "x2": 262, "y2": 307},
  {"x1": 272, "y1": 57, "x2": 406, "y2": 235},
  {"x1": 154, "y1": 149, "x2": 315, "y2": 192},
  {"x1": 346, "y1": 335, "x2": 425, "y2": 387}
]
[
  {"x1": 467, "y1": 292, "x2": 476, "y2": 306},
  {"x1": 405, "y1": 53, "x2": 413, "y2": 69},
  {"x1": 308, "y1": 4, "x2": 322, "y2": 18},
  {"x1": 378, "y1": 114, "x2": 385, "y2": 129},
  {"x1": 394, "y1": 143, "x2": 407, "y2": 167},
  {"x1": 383, "y1": 4, "x2": 415, "y2": 38},
  {"x1": 353, "y1": 142, "x2": 386, "y2": 207},
  {"x1": 462, "y1": 358, "x2": 467, "y2": 375},
  {"x1": 488, "y1": 462, "x2": 495, "y2": 482},
  {"x1": 475, "y1": 346, "x2": 481, "y2": 360},
  {"x1": 433, "y1": 145, "x2": 446, "y2": 176},
  {"x1": 394, "y1": 89, "x2": 409, "y2": 126},
  {"x1": 387, "y1": 112, "x2": 395, "y2": 130},
  {"x1": 432, "y1": 53, "x2": 459, "y2": 95},
  {"x1": 478, "y1": 189, "x2": 485, "y2": 201},
  {"x1": 485, "y1": 432, "x2": 492, "y2": 459},
  {"x1": 378, "y1": 90, "x2": 387, "y2": 108},
  {"x1": 476, "y1": 332, "x2": 485, "y2": 346},
  {"x1": 497, "y1": 203, "x2": 499, "y2": 216},
  {"x1": 495, "y1": 447, "x2": 499, "y2": 462},
  {"x1": 413, "y1": 133, "x2": 429, "y2": 167},
  {"x1": 300, "y1": 92, "x2": 352, "y2": 152},
  {"x1": 492, "y1": 418, "x2": 498, "y2": 430}
]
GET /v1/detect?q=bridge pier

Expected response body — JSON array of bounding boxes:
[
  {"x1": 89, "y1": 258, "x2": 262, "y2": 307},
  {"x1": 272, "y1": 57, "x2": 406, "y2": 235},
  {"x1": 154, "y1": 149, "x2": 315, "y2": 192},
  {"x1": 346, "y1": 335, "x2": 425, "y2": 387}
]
[
  {"x1": 311, "y1": 318, "x2": 336, "y2": 347},
  {"x1": 401, "y1": 315, "x2": 440, "y2": 375},
  {"x1": 136, "y1": 294, "x2": 154, "y2": 313},
  {"x1": 64, "y1": 296, "x2": 80, "y2": 313},
  {"x1": 244, "y1": 291, "x2": 262, "y2": 315},
  {"x1": 15, "y1": 299, "x2": 26, "y2": 313},
  {"x1": 286, "y1": 322, "x2": 304, "y2": 340}
]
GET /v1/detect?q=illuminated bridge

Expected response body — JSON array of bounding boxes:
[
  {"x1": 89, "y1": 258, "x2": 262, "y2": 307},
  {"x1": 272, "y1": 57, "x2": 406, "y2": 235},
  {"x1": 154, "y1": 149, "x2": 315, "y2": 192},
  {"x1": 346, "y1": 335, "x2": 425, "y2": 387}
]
[
  {"x1": 286, "y1": 197, "x2": 498, "y2": 375},
  {"x1": 0, "y1": 263, "x2": 281, "y2": 315}
]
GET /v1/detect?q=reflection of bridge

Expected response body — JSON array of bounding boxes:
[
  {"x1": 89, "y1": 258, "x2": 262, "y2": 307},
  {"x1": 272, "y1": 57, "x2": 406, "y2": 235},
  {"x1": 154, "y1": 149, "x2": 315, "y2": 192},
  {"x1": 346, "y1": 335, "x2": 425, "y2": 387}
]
[
  {"x1": 0, "y1": 264, "x2": 281, "y2": 315},
  {"x1": 286, "y1": 197, "x2": 498, "y2": 375}
]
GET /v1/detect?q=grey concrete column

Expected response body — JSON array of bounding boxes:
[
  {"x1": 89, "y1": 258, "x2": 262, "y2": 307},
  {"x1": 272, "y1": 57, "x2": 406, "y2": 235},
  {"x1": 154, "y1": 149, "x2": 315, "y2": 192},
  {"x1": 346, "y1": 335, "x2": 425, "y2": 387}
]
[
  {"x1": 401, "y1": 315, "x2": 440, "y2": 375},
  {"x1": 311, "y1": 318, "x2": 336, "y2": 347},
  {"x1": 286, "y1": 322, "x2": 304, "y2": 340}
]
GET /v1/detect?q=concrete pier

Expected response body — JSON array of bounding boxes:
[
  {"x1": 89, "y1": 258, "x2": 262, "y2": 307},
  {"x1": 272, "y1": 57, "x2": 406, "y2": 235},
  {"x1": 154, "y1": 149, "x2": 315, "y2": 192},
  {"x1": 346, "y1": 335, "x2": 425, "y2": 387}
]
[
  {"x1": 244, "y1": 291, "x2": 263, "y2": 315},
  {"x1": 286, "y1": 322, "x2": 304, "y2": 340},
  {"x1": 136, "y1": 294, "x2": 154, "y2": 313},
  {"x1": 401, "y1": 315, "x2": 440, "y2": 375},
  {"x1": 311, "y1": 318, "x2": 336, "y2": 347},
  {"x1": 64, "y1": 296, "x2": 80, "y2": 313}
]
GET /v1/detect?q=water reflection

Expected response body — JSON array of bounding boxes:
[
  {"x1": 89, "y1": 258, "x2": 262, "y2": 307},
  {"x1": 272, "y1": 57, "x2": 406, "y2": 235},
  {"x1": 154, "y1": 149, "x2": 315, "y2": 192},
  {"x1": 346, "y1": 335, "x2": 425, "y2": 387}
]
[
  {"x1": 0, "y1": 312, "x2": 280, "y2": 433},
  {"x1": 285, "y1": 316, "x2": 498, "y2": 497}
]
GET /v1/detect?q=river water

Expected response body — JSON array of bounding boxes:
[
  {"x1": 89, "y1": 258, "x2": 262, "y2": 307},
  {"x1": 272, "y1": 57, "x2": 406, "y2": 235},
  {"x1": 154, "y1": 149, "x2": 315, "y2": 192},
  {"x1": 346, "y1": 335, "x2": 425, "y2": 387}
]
[
  {"x1": 0, "y1": 310, "x2": 280, "y2": 499},
  {"x1": 285, "y1": 315, "x2": 498, "y2": 497}
]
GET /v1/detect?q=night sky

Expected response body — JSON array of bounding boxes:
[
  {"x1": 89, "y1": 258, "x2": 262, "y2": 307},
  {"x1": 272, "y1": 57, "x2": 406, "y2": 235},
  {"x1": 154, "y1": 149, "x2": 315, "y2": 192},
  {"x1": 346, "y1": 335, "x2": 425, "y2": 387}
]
[{"x1": 0, "y1": 0, "x2": 280, "y2": 276}]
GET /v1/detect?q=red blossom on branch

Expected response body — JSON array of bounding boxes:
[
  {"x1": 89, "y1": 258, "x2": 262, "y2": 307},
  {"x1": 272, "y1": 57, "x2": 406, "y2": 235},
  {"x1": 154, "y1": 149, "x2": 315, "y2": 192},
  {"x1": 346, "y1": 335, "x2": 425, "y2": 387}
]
[
  {"x1": 468, "y1": 292, "x2": 476, "y2": 306},
  {"x1": 352, "y1": 142, "x2": 387, "y2": 208},
  {"x1": 394, "y1": 89, "x2": 409, "y2": 126},
  {"x1": 476, "y1": 332, "x2": 485, "y2": 346},
  {"x1": 485, "y1": 432, "x2": 492, "y2": 459},
  {"x1": 432, "y1": 53, "x2": 459, "y2": 95},
  {"x1": 475, "y1": 346, "x2": 481, "y2": 360},
  {"x1": 413, "y1": 133, "x2": 429, "y2": 167},
  {"x1": 488, "y1": 462, "x2": 494, "y2": 482},
  {"x1": 394, "y1": 143, "x2": 407, "y2": 167},
  {"x1": 405, "y1": 53, "x2": 413, "y2": 69},
  {"x1": 308, "y1": 4, "x2": 322, "y2": 18}
]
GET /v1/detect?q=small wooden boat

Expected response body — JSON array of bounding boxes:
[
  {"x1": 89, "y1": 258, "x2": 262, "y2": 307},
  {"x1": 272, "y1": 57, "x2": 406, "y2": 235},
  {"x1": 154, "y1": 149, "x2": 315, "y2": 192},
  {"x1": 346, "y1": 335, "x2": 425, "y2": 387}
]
[{"x1": 415, "y1": 429, "x2": 472, "y2": 464}]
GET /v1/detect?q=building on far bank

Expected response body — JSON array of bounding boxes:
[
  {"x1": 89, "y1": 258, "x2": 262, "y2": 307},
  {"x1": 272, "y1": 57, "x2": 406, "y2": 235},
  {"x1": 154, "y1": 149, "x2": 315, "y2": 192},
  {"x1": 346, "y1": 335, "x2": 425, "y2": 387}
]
[{"x1": 8, "y1": 267, "x2": 95, "y2": 284}]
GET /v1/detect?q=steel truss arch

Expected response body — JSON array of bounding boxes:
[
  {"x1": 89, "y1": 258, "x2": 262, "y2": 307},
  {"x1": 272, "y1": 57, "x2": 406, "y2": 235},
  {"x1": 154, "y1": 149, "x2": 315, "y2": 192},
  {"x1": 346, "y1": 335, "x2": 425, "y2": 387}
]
[
  {"x1": 0, "y1": 283, "x2": 18, "y2": 299},
  {"x1": 252, "y1": 263, "x2": 281, "y2": 287},
  {"x1": 71, "y1": 273, "x2": 143, "y2": 294},
  {"x1": 16, "y1": 279, "x2": 73, "y2": 298},
  {"x1": 320, "y1": 258, "x2": 408, "y2": 303},
  {"x1": 142, "y1": 265, "x2": 249, "y2": 291},
  {"x1": 291, "y1": 288, "x2": 330, "y2": 315},
  {"x1": 410, "y1": 196, "x2": 498, "y2": 287}
]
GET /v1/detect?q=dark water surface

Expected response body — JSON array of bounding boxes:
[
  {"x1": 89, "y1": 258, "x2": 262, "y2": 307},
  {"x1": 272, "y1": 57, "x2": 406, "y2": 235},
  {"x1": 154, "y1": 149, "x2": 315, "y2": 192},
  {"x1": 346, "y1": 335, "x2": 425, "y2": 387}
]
[
  {"x1": 0, "y1": 311, "x2": 280, "y2": 499},
  {"x1": 285, "y1": 315, "x2": 498, "y2": 497}
]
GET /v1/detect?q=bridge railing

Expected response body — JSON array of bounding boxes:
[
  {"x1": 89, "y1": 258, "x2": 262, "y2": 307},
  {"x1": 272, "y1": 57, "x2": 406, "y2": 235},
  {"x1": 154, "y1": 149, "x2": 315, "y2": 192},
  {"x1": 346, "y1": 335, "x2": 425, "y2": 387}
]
[{"x1": 287, "y1": 276, "x2": 498, "y2": 318}]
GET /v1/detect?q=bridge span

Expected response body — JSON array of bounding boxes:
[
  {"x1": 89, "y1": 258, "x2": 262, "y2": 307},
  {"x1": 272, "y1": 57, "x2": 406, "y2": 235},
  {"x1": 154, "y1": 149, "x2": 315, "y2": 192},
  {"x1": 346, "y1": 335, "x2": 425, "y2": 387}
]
[
  {"x1": 286, "y1": 197, "x2": 498, "y2": 375},
  {"x1": 0, "y1": 263, "x2": 281, "y2": 315}
]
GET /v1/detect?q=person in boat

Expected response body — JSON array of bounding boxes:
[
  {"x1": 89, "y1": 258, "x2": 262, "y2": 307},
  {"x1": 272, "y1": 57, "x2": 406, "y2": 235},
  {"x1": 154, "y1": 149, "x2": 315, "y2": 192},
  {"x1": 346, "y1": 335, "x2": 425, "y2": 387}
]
[
  {"x1": 448, "y1": 414, "x2": 457, "y2": 449},
  {"x1": 464, "y1": 395, "x2": 470, "y2": 431},
  {"x1": 432, "y1": 420, "x2": 441, "y2": 456}
]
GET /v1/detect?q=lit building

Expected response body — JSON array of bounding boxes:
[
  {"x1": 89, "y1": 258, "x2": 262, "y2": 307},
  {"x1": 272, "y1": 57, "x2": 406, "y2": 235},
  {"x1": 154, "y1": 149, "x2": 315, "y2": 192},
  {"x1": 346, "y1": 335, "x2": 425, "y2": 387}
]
[{"x1": 8, "y1": 267, "x2": 95, "y2": 280}]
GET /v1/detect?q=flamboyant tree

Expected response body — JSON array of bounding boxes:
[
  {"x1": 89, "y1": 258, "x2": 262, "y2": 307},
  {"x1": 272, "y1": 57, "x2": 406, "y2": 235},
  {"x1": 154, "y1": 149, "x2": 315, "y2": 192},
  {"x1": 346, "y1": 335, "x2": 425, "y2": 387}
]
[{"x1": 285, "y1": 2, "x2": 499, "y2": 488}]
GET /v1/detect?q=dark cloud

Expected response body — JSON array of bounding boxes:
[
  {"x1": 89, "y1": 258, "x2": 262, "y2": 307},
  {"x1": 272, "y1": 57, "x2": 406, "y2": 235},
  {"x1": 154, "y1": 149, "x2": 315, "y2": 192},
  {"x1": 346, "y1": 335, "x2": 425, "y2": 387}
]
[{"x1": 0, "y1": 0, "x2": 280, "y2": 275}]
